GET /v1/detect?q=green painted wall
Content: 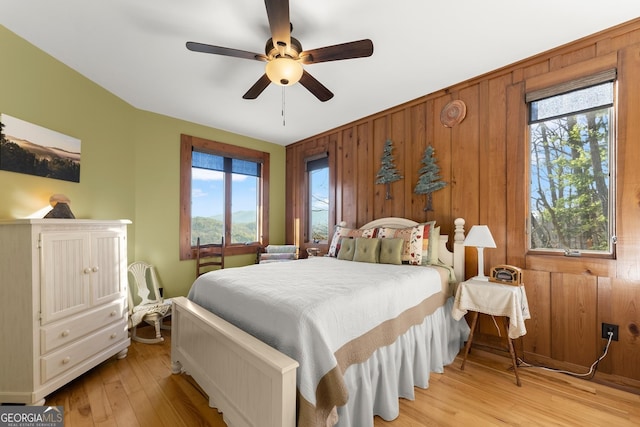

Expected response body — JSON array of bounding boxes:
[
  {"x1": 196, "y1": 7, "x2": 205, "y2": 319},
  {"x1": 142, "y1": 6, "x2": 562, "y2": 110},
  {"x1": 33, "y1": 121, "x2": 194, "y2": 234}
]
[{"x1": 0, "y1": 25, "x2": 286, "y2": 298}]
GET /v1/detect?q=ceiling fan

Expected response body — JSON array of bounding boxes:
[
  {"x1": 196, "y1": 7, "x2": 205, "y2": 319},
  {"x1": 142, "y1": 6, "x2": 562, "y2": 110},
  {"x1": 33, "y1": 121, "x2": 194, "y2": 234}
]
[{"x1": 186, "y1": 0, "x2": 374, "y2": 102}]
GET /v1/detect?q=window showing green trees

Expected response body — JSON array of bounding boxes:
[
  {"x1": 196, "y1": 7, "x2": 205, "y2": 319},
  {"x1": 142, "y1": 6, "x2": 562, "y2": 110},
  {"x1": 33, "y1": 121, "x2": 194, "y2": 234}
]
[
  {"x1": 191, "y1": 153, "x2": 260, "y2": 246},
  {"x1": 179, "y1": 134, "x2": 269, "y2": 260},
  {"x1": 307, "y1": 156, "x2": 329, "y2": 243},
  {"x1": 528, "y1": 81, "x2": 614, "y2": 254}
]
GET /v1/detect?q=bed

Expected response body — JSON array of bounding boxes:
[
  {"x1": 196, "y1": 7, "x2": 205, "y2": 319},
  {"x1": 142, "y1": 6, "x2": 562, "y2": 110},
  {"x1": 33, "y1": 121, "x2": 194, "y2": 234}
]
[{"x1": 171, "y1": 217, "x2": 469, "y2": 427}]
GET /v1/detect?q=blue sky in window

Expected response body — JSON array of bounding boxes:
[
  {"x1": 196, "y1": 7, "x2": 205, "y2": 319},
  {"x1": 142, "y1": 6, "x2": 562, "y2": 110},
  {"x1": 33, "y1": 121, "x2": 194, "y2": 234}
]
[{"x1": 192, "y1": 168, "x2": 256, "y2": 217}]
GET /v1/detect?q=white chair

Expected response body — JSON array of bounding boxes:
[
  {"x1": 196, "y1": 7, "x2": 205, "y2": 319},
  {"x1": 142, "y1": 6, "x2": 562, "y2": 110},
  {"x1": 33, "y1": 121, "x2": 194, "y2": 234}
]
[{"x1": 127, "y1": 261, "x2": 172, "y2": 344}]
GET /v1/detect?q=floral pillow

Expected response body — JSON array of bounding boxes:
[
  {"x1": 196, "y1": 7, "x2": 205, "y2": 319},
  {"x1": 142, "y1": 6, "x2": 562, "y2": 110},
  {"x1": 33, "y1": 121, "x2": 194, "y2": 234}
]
[
  {"x1": 377, "y1": 224, "x2": 425, "y2": 265},
  {"x1": 419, "y1": 221, "x2": 436, "y2": 265}
]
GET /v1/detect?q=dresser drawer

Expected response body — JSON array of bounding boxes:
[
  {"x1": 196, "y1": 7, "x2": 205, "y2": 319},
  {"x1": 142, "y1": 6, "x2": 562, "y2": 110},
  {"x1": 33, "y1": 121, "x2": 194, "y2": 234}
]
[
  {"x1": 40, "y1": 321, "x2": 128, "y2": 384},
  {"x1": 41, "y1": 299, "x2": 126, "y2": 354}
]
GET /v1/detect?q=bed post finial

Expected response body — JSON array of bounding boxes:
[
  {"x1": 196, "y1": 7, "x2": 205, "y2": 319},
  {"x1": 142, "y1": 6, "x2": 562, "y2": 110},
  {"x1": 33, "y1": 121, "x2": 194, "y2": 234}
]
[
  {"x1": 454, "y1": 218, "x2": 465, "y2": 245},
  {"x1": 453, "y1": 218, "x2": 466, "y2": 282}
]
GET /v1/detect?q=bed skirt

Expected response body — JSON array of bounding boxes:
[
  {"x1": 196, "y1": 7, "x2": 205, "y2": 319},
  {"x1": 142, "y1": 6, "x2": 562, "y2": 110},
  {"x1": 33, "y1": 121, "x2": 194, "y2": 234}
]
[{"x1": 336, "y1": 296, "x2": 469, "y2": 426}]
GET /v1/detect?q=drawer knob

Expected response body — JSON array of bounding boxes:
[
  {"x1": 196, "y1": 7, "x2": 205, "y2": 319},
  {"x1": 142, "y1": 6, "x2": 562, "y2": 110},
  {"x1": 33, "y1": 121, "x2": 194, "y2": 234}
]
[
  {"x1": 62, "y1": 356, "x2": 71, "y2": 364},
  {"x1": 110, "y1": 333, "x2": 117, "y2": 339},
  {"x1": 61, "y1": 329, "x2": 70, "y2": 337},
  {"x1": 92, "y1": 266, "x2": 100, "y2": 273},
  {"x1": 110, "y1": 311, "x2": 117, "y2": 317},
  {"x1": 83, "y1": 268, "x2": 92, "y2": 274}
]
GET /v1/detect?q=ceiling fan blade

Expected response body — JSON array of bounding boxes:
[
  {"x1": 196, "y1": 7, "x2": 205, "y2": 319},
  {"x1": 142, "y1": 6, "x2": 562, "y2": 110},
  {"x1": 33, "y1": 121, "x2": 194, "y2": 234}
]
[
  {"x1": 300, "y1": 39, "x2": 374, "y2": 64},
  {"x1": 299, "y1": 70, "x2": 333, "y2": 102},
  {"x1": 186, "y1": 41, "x2": 267, "y2": 61},
  {"x1": 242, "y1": 74, "x2": 272, "y2": 99},
  {"x1": 264, "y1": 0, "x2": 291, "y2": 55}
]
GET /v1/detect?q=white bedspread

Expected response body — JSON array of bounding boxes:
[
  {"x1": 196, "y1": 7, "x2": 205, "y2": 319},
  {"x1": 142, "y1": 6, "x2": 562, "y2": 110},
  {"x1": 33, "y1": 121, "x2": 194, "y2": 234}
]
[{"x1": 187, "y1": 257, "x2": 445, "y2": 412}]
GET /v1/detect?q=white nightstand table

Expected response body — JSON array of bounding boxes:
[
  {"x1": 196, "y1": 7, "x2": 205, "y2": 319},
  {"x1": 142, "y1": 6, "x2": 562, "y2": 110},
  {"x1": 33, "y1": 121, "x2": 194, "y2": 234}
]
[{"x1": 452, "y1": 278, "x2": 530, "y2": 386}]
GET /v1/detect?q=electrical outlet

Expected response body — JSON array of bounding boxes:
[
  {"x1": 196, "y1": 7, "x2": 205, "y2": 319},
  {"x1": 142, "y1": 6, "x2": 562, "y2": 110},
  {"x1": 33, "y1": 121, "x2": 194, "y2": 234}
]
[{"x1": 601, "y1": 323, "x2": 619, "y2": 341}]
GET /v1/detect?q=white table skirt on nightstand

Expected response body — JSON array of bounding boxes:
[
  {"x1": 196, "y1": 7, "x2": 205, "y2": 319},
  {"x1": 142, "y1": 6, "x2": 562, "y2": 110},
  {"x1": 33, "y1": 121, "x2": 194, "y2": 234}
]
[{"x1": 452, "y1": 279, "x2": 531, "y2": 339}]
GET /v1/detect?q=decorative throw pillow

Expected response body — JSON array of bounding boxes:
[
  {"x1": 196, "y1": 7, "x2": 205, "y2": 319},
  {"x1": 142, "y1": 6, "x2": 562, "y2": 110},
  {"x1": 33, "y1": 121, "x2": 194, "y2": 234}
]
[
  {"x1": 379, "y1": 238, "x2": 404, "y2": 265},
  {"x1": 328, "y1": 225, "x2": 351, "y2": 257},
  {"x1": 377, "y1": 224, "x2": 425, "y2": 265},
  {"x1": 420, "y1": 221, "x2": 436, "y2": 264},
  {"x1": 429, "y1": 226, "x2": 440, "y2": 264},
  {"x1": 353, "y1": 237, "x2": 381, "y2": 263},
  {"x1": 337, "y1": 238, "x2": 356, "y2": 260},
  {"x1": 328, "y1": 225, "x2": 379, "y2": 257}
]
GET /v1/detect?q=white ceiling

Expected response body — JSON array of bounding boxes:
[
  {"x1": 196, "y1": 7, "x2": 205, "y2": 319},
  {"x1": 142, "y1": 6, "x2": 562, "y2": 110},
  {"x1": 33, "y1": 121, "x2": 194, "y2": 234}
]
[{"x1": 1, "y1": 1, "x2": 639, "y2": 146}]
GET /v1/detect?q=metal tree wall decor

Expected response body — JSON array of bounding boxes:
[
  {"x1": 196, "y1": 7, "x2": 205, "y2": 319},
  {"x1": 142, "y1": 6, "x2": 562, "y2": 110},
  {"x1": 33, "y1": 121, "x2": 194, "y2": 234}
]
[
  {"x1": 376, "y1": 138, "x2": 403, "y2": 199},
  {"x1": 414, "y1": 145, "x2": 447, "y2": 211}
]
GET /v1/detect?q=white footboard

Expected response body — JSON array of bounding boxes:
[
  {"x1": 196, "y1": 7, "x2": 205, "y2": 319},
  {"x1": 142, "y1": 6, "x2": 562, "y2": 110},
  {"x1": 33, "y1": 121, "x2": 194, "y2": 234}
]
[{"x1": 171, "y1": 296, "x2": 299, "y2": 427}]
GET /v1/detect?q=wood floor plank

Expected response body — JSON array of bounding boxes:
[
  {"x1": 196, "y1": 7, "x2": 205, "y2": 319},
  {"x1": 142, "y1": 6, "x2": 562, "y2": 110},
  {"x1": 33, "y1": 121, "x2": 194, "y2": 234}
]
[
  {"x1": 83, "y1": 368, "x2": 116, "y2": 427},
  {"x1": 375, "y1": 350, "x2": 640, "y2": 426},
  {"x1": 124, "y1": 347, "x2": 187, "y2": 427},
  {"x1": 173, "y1": 372, "x2": 227, "y2": 427},
  {"x1": 42, "y1": 327, "x2": 640, "y2": 427},
  {"x1": 65, "y1": 379, "x2": 94, "y2": 427}
]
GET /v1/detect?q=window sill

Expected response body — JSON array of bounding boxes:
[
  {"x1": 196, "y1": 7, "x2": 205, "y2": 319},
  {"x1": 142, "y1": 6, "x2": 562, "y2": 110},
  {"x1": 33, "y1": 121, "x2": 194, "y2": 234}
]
[
  {"x1": 187, "y1": 243, "x2": 260, "y2": 260},
  {"x1": 525, "y1": 253, "x2": 616, "y2": 277}
]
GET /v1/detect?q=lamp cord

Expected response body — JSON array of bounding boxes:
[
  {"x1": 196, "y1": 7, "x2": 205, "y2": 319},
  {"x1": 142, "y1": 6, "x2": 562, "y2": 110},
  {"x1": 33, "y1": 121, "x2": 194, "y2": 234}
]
[{"x1": 517, "y1": 332, "x2": 614, "y2": 379}]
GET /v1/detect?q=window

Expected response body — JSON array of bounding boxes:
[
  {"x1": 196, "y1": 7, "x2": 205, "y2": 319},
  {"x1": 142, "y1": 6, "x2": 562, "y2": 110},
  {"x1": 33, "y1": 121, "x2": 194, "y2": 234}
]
[
  {"x1": 306, "y1": 155, "x2": 329, "y2": 243},
  {"x1": 527, "y1": 75, "x2": 615, "y2": 255},
  {"x1": 179, "y1": 134, "x2": 269, "y2": 259}
]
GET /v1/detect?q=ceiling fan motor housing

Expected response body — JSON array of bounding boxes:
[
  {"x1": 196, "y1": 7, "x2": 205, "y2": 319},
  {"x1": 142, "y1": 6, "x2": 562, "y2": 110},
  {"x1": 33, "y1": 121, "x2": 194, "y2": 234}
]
[{"x1": 265, "y1": 37, "x2": 303, "y2": 60}]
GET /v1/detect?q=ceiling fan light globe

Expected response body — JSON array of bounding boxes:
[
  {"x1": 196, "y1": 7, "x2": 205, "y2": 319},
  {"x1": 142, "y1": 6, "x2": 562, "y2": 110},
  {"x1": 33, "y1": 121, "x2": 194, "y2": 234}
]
[{"x1": 266, "y1": 57, "x2": 303, "y2": 86}]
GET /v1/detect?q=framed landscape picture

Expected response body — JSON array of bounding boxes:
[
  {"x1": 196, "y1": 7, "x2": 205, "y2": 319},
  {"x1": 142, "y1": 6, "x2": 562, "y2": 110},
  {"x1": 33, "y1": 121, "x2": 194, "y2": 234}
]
[{"x1": 0, "y1": 114, "x2": 81, "y2": 182}]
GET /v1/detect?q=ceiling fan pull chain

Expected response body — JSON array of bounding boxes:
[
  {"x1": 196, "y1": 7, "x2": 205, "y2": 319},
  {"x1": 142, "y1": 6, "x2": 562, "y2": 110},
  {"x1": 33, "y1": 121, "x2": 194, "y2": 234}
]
[{"x1": 282, "y1": 86, "x2": 286, "y2": 126}]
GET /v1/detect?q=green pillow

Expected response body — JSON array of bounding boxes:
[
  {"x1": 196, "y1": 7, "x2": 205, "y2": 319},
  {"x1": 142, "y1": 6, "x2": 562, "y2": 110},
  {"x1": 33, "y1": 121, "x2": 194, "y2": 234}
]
[
  {"x1": 379, "y1": 238, "x2": 404, "y2": 265},
  {"x1": 429, "y1": 226, "x2": 440, "y2": 264},
  {"x1": 353, "y1": 237, "x2": 380, "y2": 263},
  {"x1": 337, "y1": 238, "x2": 356, "y2": 260}
]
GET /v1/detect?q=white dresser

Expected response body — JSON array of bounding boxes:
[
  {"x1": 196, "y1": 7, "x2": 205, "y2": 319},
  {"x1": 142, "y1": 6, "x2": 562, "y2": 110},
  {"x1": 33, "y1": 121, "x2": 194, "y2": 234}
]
[{"x1": 0, "y1": 219, "x2": 131, "y2": 405}]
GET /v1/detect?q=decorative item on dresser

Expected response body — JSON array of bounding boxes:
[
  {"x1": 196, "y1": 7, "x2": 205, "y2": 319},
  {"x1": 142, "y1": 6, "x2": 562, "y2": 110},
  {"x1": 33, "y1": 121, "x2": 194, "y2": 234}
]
[
  {"x1": 43, "y1": 193, "x2": 75, "y2": 219},
  {"x1": 0, "y1": 219, "x2": 131, "y2": 405}
]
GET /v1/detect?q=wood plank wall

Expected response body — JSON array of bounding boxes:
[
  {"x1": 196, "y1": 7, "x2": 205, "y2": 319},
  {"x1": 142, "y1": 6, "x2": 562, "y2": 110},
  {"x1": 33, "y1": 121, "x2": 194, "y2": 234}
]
[{"x1": 286, "y1": 18, "x2": 640, "y2": 390}]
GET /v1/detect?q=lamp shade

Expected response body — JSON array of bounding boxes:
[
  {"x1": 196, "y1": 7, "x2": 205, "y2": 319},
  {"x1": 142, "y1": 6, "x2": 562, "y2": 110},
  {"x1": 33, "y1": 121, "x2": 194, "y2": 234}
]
[
  {"x1": 265, "y1": 57, "x2": 303, "y2": 86},
  {"x1": 463, "y1": 225, "x2": 497, "y2": 248},
  {"x1": 463, "y1": 225, "x2": 496, "y2": 280}
]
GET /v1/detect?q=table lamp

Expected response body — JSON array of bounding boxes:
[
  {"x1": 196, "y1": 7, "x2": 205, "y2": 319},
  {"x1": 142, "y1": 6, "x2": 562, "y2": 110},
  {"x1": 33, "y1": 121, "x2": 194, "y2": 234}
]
[{"x1": 463, "y1": 225, "x2": 496, "y2": 280}]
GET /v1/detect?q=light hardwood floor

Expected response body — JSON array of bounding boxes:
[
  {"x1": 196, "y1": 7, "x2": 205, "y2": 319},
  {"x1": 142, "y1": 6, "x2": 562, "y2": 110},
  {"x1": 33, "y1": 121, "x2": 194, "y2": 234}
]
[{"x1": 44, "y1": 326, "x2": 640, "y2": 426}]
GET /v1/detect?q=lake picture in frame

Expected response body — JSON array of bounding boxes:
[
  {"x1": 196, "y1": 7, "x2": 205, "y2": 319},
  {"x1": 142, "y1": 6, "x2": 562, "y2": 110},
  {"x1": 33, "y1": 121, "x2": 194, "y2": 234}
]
[{"x1": 0, "y1": 114, "x2": 81, "y2": 182}]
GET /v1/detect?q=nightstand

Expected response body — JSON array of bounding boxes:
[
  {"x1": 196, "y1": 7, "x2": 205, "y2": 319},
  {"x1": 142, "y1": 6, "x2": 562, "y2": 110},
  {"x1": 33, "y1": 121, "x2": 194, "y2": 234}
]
[
  {"x1": 306, "y1": 247, "x2": 321, "y2": 257},
  {"x1": 452, "y1": 278, "x2": 530, "y2": 386}
]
